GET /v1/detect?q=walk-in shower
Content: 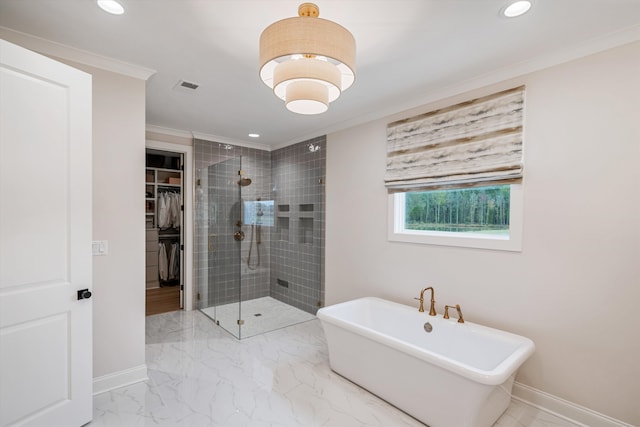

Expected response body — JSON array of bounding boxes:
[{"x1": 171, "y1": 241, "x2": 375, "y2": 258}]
[{"x1": 194, "y1": 140, "x2": 325, "y2": 339}]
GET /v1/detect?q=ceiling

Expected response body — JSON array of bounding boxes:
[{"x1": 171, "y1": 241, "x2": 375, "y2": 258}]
[{"x1": 1, "y1": 1, "x2": 639, "y2": 148}]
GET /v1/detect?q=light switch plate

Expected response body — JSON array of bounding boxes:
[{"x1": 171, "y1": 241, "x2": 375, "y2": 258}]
[{"x1": 92, "y1": 240, "x2": 108, "y2": 256}]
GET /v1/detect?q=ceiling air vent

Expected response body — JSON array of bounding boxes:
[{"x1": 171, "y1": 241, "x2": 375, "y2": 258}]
[{"x1": 174, "y1": 80, "x2": 199, "y2": 93}]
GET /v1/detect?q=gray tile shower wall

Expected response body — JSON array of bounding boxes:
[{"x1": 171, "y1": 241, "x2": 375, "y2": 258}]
[
  {"x1": 194, "y1": 141, "x2": 272, "y2": 308},
  {"x1": 270, "y1": 136, "x2": 326, "y2": 314},
  {"x1": 193, "y1": 137, "x2": 325, "y2": 315}
]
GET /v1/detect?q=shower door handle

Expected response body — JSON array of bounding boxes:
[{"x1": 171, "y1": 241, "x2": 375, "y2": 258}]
[{"x1": 234, "y1": 230, "x2": 245, "y2": 241}]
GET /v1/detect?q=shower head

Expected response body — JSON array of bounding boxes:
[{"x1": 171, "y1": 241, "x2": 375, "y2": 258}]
[{"x1": 237, "y1": 169, "x2": 252, "y2": 186}]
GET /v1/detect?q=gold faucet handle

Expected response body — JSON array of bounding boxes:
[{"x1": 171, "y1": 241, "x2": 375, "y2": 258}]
[{"x1": 413, "y1": 296, "x2": 425, "y2": 312}]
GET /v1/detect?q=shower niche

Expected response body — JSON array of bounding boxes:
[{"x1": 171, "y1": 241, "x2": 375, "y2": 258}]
[
  {"x1": 277, "y1": 217, "x2": 290, "y2": 242},
  {"x1": 299, "y1": 217, "x2": 314, "y2": 245},
  {"x1": 276, "y1": 204, "x2": 314, "y2": 245},
  {"x1": 276, "y1": 204, "x2": 291, "y2": 242},
  {"x1": 299, "y1": 204, "x2": 314, "y2": 244}
]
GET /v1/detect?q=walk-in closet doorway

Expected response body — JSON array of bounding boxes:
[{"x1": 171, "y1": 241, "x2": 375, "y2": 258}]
[{"x1": 145, "y1": 148, "x2": 183, "y2": 314}]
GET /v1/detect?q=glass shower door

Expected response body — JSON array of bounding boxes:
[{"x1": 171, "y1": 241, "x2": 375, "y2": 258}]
[{"x1": 200, "y1": 156, "x2": 243, "y2": 338}]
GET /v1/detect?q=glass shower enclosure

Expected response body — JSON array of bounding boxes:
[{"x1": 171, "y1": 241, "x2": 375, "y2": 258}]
[
  {"x1": 198, "y1": 157, "x2": 243, "y2": 337},
  {"x1": 199, "y1": 155, "x2": 304, "y2": 339},
  {"x1": 197, "y1": 149, "x2": 319, "y2": 339}
]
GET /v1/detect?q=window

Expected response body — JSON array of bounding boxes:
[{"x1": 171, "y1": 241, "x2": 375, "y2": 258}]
[
  {"x1": 385, "y1": 86, "x2": 525, "y2": 251},
  {"x1": 389, "y1": 184, "x2": 522, "y2": 251}
]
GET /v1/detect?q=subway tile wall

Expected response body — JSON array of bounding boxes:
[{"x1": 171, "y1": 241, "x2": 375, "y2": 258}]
[
  {"x1": 270, "y1": 137, "x2": 326, "y2": 314},
  {"x1": 193, "y1": 137, "x2": 325, "y2": 315},
  {"x1": 194, "y1": 142, "x2": 272, "y2": 308}
]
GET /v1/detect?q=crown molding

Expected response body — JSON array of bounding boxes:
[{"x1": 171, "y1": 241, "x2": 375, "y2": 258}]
[
  {"x1": 249, "y1": 25, "x2": 640, "y2": 151},
  {"x1": 145, "y1": 125, "x2": 193, "y2": 139},
  {"x1": 145, "y1": 125, "x2": 273, "y2": 152},
  {"x1": 147, "y1": 125, "x2": 321, "y2": 152},
  {"x1": 298, "y1": 24, "x2": 640, "y2": 146},
  {"x1": 0, "y1": 26, "x2": 156, "y2": 80},
  {"x1": 190, "y1": 131, "x2": 272, "y2": 152}
]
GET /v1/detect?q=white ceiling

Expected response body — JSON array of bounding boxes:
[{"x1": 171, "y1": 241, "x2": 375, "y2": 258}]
[{"x1": 1, "y1": 0, "x2": 639, "y2": 148}]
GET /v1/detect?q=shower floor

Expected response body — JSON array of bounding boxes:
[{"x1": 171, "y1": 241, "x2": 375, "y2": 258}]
[{"x1": 200, "y1": 296, "x2": 315, "y2": 339}]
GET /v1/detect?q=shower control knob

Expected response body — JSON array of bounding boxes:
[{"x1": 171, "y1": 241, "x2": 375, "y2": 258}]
[{"x1": 234, "y1": 231, "x2": 245, "y2": 241}]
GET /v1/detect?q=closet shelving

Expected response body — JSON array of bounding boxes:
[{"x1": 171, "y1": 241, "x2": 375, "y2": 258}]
[
  {"x1": 145, "y1": 155, "x2": 183, "y2": 289},
  {"x1": 146, "y1": 167, "x2": 182, "y2": 229}
]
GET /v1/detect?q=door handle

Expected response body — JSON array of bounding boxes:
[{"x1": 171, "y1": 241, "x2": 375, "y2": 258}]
[{"x1": 77, "y1": 289, "x2": 92, "y2": 300}]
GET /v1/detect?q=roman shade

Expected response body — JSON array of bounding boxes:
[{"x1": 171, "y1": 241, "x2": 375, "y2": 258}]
[{"x1": 385, "y1": 86, "x2": 525, "y2": 192}]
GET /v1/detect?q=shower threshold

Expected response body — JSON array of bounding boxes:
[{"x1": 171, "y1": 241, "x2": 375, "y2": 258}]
[{"x1": 201, "y1": 296, "x2": 315, "y2": 339}]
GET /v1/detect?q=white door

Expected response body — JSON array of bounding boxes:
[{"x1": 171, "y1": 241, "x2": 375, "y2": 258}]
[{"x1": 0, "y1": 39, "x2": 92, "y2": 427}]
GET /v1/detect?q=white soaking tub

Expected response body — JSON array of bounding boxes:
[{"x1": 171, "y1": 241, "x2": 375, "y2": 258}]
[{"x1": 317, "y1": 297, "x2": 535, "y2": 427}]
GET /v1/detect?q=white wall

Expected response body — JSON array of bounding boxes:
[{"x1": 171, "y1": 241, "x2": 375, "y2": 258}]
[
  {"x1": 326, "y1": 42, "x2": 639, "y2": 425},
  {"x1": 68, "y1": 61, "x2": 147, "y2": 381}
]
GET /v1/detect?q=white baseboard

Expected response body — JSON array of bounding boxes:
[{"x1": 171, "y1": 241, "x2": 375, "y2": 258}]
[
  {"x1": 93, "y1": 364, "x2": 148, "y2": 395},
  {"x1": 512, "y1": 382, "x2": 634, "y2": 427}
]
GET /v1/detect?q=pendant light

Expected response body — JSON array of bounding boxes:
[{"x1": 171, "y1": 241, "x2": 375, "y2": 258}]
[{"x1": 259, "y1": 3, "x2": 356, "y2": 115}]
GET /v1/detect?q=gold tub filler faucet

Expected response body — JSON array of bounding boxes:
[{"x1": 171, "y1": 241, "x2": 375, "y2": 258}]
[
  {"x1": 415, "y1": 287, "x2": 437, "y2": 316},
  {"x1": 444, "y1": 304, "x2": 465, "y2": 323}
]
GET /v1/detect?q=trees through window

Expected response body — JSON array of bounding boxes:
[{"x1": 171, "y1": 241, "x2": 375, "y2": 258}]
[{"x1": 404, "y1": 185, "x2": 510, "y2": 234}]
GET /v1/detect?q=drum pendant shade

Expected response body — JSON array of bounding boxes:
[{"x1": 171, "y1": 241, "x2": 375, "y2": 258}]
[{"x1": 259, "y1": 3, "x2": 356, "y2": 114}]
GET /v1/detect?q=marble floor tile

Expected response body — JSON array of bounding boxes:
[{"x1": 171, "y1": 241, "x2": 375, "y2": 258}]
[{"x1": 90, "y1": 310, "x2": 578, "y2": 427}]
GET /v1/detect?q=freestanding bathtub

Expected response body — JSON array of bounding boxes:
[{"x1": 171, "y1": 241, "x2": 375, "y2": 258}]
[{"x1": 317, "y1": 297, "x2": 535, "y2": 427}]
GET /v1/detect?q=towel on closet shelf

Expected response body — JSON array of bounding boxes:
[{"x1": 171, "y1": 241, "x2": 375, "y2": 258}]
[{"x1": 158, "y1": 242, "x2": 168, "y2": 281}]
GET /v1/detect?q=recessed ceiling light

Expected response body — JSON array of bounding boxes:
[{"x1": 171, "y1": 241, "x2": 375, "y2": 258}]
[
  {"x1": 248, "y1": 133, "x2": 260, "y2": 138},
  {"x1": 97, "y1": 0, "x2": 124, "y2": 15},
  {"x1": 502, "y1": 1, "x2": 532, "y2": 18}
]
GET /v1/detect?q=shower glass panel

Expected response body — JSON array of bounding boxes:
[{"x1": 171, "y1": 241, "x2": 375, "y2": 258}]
[
  {"x1": 194, "y1": 138, "x2": 325, "y2": 340},
  {"x1": 199, "y1": 156, "x2": 242, "y2": 338}
]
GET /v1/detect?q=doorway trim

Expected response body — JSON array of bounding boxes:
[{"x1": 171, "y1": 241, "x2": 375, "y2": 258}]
[{"x1": 145, "y1": 139, "x2": 194, "y2": 311}]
